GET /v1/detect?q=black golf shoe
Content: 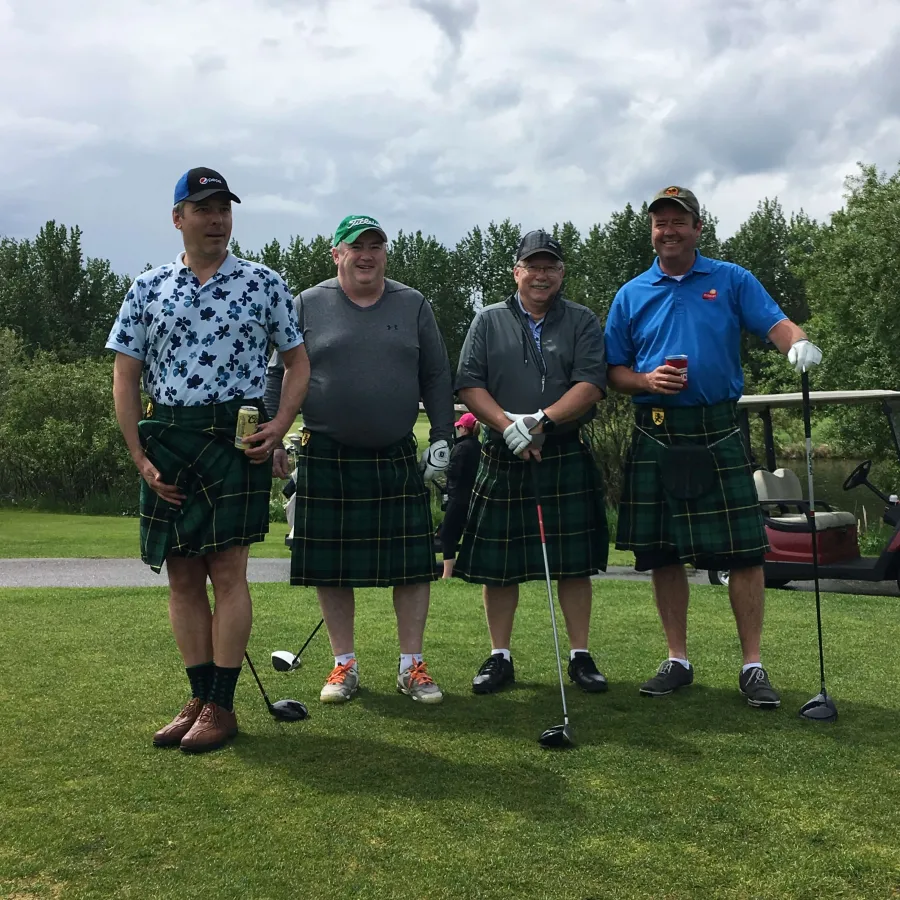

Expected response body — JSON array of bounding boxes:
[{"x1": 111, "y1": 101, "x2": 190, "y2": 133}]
[
  {"x1": 639, "y1": 659, "x2": 694, "y2": 696},
  {"x1": 472, "y1": 653, "x2": 515, "y2": 694},
  {"x1": 567, "y1": 652, "x2": 608, "y2": 693},
  {"x1": 739, "y1": 666, "x2": 781, "y2": 709}
]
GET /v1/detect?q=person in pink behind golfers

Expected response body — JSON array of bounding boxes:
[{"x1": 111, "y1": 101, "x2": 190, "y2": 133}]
[{"x1": 604, "y1": 185, "x2": 823, "y2": 709}]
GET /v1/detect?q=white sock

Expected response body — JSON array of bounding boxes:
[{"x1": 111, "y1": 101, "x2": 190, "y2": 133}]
[
  {"x1": 492, "y1": 648, "x2": 511, "y2": 661},
  {"x1": 399, "y1": 653, "x2": 422, "y2": 672},
  {"x1": 668, "y1": 657, "x2": 691, "y2": 669},
  {"x1": 335, "y1": 652, "x2": 355, "y2": 667},
  {"x1": 742, "y1": 662, "x2": 762, "y2": 674},
  {"x1": 570, "y1": 648, "x2": 589, "y2": 660}
]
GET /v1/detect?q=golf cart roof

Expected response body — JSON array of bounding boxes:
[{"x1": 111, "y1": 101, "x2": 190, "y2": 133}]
[{"x1": 738, "y1": 390, "x2": 900, "y2": 409}]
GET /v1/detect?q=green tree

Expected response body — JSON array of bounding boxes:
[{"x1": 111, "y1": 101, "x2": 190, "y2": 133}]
[
  {"x1": 721, "y1": 199, "x2": 816, "y2": 392},
  {"x1": 454, "y1": 220, "x2": 521, "y2": 310},
  {"x1": 802, "y1": 163, "x2": 900, "y2": 456},
  {"x1": 0, "y1": 222, "x2": 128, "y2": 360},
  {"x1": 388, "y1": 231, "x2": 474, "y2": 371}
]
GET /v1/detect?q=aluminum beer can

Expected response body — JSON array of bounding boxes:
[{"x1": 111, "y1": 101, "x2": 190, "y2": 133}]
[{"x1": 235, "y1": 405, "x2": 260, "y2": 449}]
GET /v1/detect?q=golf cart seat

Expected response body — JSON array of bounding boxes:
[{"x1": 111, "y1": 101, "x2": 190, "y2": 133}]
[{"x1": 753, "y1": 468, "x2": 856, "y2": 531}]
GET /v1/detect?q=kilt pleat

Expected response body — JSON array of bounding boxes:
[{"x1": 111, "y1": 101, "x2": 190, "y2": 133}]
[
  {"x1": 138, "y1": 399, "x2": 272, "y2": 573},
  {"x1": 289, "y1": 431, "x2": 436, "y2": 587},
  {"x1": 615, "y1": 401, "x2": 768, "y2": 562},
  {"x1": 453, "y1": 436, "x2": 609, "y2": 586}
]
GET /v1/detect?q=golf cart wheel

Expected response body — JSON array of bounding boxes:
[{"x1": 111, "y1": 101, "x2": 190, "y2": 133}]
[{"x1": 708, "y1": 569, "x2": 730, "y2": 586}]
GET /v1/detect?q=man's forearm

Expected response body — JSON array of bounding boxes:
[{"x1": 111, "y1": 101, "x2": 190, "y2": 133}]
[
  {"x1": 767, "y1": 318, "x2": 807, "y2": 355},
  {"x1": 543, "y1": 382, "x2": 603, "y2": 425},
  {"x1": 269, "y1": 352, "x2": 309, "y2": 436},
  {"x1": 112, "y1": 359, "x2": 146, "y2": 465},
  {"x1": 607, "y1": 365, "x2": 650, "y2": 396},
  {"x1": 457, "y1": 388, "x2": 511, "y2": 433}
]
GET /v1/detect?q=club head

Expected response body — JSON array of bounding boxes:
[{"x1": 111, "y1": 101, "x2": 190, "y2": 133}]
[
  {"x1": 271, "y1": 650, "x2": 300, "y2": 672},
  {"x1": 538, "y1": 723, "x2": 575, "y2": 749},
  {"x1": 799, "y1": 692, "x2": 838, "y2": 722},
  {"x1": 269, "y1": 699, "x2": 309, "y2": 721}
]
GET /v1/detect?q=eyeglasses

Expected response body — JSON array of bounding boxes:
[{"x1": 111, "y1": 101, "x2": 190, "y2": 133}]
[{"x1": 519, "y1": 263, "x2": 562, "y2": 275}]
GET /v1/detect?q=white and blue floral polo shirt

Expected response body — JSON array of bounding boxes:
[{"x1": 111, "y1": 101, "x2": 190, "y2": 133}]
[{"x1": 106, "y1": 252, "x2": 302, "y2": 406}]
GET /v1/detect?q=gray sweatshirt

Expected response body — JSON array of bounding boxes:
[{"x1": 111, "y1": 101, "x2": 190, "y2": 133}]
[
  {"x1": 265, "y1": 277, "x2": 454, "y2": 449},
  {"x1": 455, "y1": 292, "x2": 606, "y2": 439}
]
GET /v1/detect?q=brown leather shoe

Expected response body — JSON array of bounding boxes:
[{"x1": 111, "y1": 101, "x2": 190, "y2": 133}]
[
  {"x1": 179, "y1": 702, "x2": 238, "y2": 754},
  {"x1": 152, "y1": 697, "x2": 203, "y2": 747}
]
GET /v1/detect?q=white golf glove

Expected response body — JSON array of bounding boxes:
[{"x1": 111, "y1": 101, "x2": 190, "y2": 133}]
[
  {"x1": 787, "y1": 340, "x2": 823, "y2": 373},
  {"x1": 419, "y1": 439, "x2": 450, "y2": 482},
  {"x1": 503, "y1": 412, "x2": 546, "y2": 457}
]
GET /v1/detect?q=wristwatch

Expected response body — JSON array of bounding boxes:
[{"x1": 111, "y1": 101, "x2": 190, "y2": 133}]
[{"x1": 536, "y1": 410, "x2": 556, "y2": 433}]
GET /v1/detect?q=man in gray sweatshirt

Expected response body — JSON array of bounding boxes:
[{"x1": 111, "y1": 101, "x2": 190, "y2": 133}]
[{"x1": 265, "y1": 215, "x2": 455, "y2": 705}]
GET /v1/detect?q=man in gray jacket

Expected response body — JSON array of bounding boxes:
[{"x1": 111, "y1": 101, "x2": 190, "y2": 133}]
[
  {"x1": 265, "y1": 215, "x2": 455, "y2": 705},
  {"x1": 455, "y1": 230, "x2": 609, "y2": 695}
]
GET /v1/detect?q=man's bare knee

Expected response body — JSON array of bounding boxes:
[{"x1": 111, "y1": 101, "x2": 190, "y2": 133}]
[
  {"x1": 166, "y1": 556, "x2": 208, "y2": 597},
  {"x1": 206, "y1": 546, "x2": 251, "y2": 596}
]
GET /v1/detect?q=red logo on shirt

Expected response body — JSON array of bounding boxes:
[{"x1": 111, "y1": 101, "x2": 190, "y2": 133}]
[{"x1": 702, "y1": 289, "x2": 718, "y2": 300}]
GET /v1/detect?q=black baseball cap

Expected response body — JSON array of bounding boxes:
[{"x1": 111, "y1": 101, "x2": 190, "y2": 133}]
[
  {"x1": 516, "y1": 229, "x2": 564, "y2": 263},
  {"x1": 173, "y1": 167, "x2": 241, "y2": 205}
]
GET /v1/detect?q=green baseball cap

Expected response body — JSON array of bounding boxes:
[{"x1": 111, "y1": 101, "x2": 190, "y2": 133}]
[
  {"x1": 648, "y1": 186, "x2": 701, "y2": 217},
  {"x1": 332, "y1": 214, "x2": 388, "y2": 247}
]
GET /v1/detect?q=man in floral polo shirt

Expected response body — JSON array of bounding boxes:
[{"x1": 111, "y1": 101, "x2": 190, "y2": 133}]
[{"x1": 106, "y1": 167, "x2": 309, "y2": 753}]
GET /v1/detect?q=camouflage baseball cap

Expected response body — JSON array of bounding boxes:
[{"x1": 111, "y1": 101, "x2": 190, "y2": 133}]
[{"x1": 648, "y1": 186, "x2": 701, "y2": 217}]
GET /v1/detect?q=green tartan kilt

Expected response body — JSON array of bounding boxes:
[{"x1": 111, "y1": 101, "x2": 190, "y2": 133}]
[
  {"x1": 453, "y1": 434, "x2": 609, "y2": 587},
  {"x1": 615, "y1": 401, "x2": 768, "y2": 563},
  {"x1": 139, "y1": 398, "x2": 272, "y2": 573},
  {"x1": 289, "y1": 431, "x2": 437, "y2": 588}
]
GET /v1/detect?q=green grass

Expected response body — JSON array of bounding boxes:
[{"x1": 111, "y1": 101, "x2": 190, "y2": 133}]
[
  {"x1": 0, "y1": 508, "x2": 634, "y2": 566},
  {"x1": 2, "y1": 581, "x2": 899, "y2": 899}
]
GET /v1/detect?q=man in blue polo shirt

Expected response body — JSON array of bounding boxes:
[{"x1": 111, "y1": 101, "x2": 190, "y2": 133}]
[
  {"x1": 107, "y1": 167, "x2": 309, "y2": 752},
  {"x1": 605, "y1": 185, "x2": 822, "y2": 708}
]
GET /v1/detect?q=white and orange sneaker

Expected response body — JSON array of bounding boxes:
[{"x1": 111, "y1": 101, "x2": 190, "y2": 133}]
[
  {"x1": 397, "y1": 660, "x2": 443, "y2": 704},
  {"x1": 319, "y1": 660, "x2": 359, "y2": 703}
]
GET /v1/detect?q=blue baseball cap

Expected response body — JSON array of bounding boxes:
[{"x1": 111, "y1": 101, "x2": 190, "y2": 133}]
[{"x1": 173, "y1": 167, "x2": 241, "y2": 205}]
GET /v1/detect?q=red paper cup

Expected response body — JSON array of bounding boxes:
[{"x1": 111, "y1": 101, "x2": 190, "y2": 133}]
[{"x1": 665, "y1": 354, "x2": 688, "y2": 385}]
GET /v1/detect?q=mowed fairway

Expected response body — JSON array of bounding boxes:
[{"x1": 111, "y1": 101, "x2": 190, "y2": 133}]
[{"x1": 2, "y1": 579, "x2": 899, "y2": 899}]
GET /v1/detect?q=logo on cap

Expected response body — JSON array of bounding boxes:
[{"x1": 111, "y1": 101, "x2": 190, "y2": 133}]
[
  {"x1": 198, "y1": 177, "x2": 223, "y2": 186},
  {"x1": 664, "y1": 186, "x2": 680, "y2": 196}
]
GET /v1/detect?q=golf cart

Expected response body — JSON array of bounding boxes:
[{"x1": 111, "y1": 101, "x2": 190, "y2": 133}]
[{"x1": 707, "y1": 390, "x2": 900, "y2": 591}]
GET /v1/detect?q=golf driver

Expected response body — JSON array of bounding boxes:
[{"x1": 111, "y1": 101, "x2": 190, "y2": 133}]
[
  {"x1": 529, "y1": 459, "x2": 575, "y2": 749},
  {"x1": 798, "y1": 369, "x2": 838, "y2": 723},
  {"x1": 244, "y1": 652, "x2": 309, "y2": 721},
  {"x1": 271, "y1": 618, "x2": 325, "y2": 672}
]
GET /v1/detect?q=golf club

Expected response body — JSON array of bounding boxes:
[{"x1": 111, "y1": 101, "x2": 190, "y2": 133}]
[
  {"x1": 244, "y1": 652, "x2": 309, "y2": 721},
  {"x1": 798, "y1": 369, "x2": 838, "y2": 723},
  {"x1": 529, "y1": 459, "x2": 575, "y2": 749},
  {"x1": 271, "y1": 618, "x2": 325, "y2": 672}
]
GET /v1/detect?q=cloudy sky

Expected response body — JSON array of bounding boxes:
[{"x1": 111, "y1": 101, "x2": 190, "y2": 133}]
[{"x1": 1, "y1": 0, "x2": 899, "y2": 276}]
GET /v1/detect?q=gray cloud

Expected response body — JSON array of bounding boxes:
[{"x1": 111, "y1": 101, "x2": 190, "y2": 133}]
[
  {"x1": 1, "y1": 0, "x2": 899, "y2": 274},
  {"x1": 410, "y1": 0, "x2": 477, "y2": 53}
]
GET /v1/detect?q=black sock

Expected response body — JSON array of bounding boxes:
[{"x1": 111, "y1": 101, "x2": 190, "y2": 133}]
[
  {"x1": 209, "y1": 666, "x2": 242, "y2": 711},
  {"x1": 186, "y1": 661, "x2": 215, "y2": 702}
]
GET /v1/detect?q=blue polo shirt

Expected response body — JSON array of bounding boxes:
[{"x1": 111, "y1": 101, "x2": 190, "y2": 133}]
[
  {"x1": 106, "y1": 252, "x2": 302, "y2": 406},
  {"x1": 604, "y1": 252, "x2": 786, "y2": 406}
]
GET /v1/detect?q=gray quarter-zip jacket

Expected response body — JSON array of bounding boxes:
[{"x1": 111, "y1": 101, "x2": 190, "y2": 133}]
[{"x1": 455, "y1": 292, "x2": 606, "y2": 438}]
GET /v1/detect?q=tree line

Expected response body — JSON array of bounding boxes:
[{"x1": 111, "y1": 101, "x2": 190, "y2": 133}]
[{"x1": 1, "y1": 162, "x2": 898, "y2": 511}]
